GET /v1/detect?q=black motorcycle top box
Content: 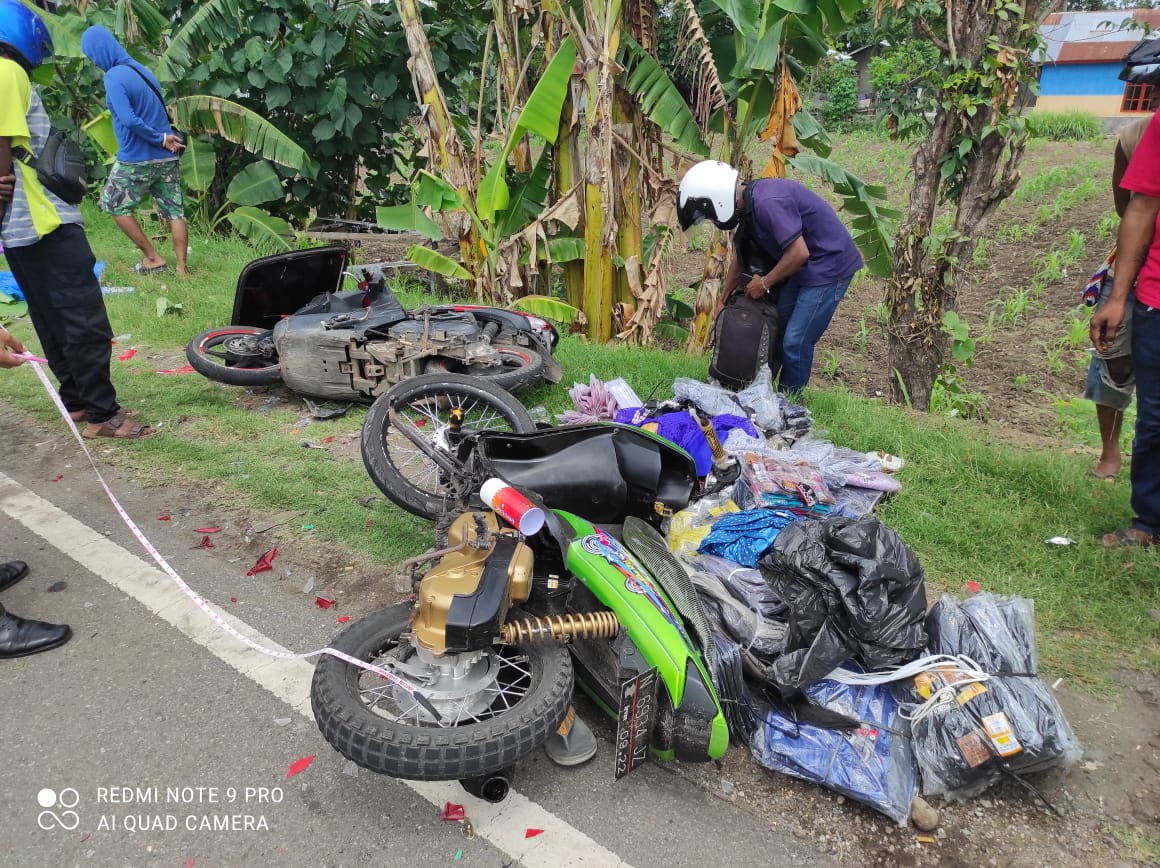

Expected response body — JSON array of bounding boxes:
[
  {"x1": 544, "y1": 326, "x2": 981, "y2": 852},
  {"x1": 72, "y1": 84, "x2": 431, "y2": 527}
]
[{"x1": 230, "y1": 246, "x2": 352, "y2": 329}]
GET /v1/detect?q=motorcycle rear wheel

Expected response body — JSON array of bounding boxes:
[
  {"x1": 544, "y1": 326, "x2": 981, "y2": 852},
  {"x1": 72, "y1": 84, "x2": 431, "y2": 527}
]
[
  {"x1": 362, "y1": 373, "x2": 535, "y2": 519},
  {"x1": 311, "y1": 602, "x2": 573, "y2": 780},
  {"x1": 186, "y1": 326, "x2": 281, "y2": 387},
  {"x1": 426, "y1": 342, "x2": 545, "y2": 392}
]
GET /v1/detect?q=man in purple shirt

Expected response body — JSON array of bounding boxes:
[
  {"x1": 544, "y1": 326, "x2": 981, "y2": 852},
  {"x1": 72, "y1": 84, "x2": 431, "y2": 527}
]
[{"x1": 678, "y1": 160, "x2": 863, "y2": 392}]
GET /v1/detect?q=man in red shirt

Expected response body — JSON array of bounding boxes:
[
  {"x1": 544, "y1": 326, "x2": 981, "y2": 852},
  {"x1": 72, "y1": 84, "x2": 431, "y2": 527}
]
[{"x1": 1091, "y1": 109, "x2": 1160, "y2": 547}]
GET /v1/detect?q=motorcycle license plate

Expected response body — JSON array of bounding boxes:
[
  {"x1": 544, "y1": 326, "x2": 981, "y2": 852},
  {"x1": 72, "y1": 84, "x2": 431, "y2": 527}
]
[{"x1": 613, "y1": 666, "x2": 658, "y2": 780}]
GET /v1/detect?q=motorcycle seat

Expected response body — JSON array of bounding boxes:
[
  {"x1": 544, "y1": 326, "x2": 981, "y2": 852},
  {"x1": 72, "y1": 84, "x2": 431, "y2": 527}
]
[{"x1": 475, "y1": 424, "x2": 697, "y2": 525}]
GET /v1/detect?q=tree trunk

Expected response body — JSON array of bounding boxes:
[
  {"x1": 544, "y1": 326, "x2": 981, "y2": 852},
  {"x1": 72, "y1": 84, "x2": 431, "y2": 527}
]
[
  {"x1": 492, "y1": 0, "x2": 532, "y2": 173},
  {"x1": 887, "y1": 0, "x2": 1047, "y2": 408}
]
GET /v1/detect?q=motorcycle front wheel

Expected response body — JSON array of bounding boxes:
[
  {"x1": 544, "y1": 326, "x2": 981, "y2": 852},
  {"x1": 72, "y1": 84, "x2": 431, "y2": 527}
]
[
  {"x1": 362, "y1": 373, "x2": 535, "y2": 519},
  {"x1": 426, "y1": 342, "x2": 546, "y2": 392},
  {"x1": 311, "y1": 602, "x2": 573, "y2": 780},
  {"x1": 186, "y1": 326, "x2": 281, "y2": 387}
]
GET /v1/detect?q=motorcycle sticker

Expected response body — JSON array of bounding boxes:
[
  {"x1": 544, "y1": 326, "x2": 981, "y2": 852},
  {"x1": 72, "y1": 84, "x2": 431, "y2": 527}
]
[{"x1": 579, "y1": 530, "x2": 687, "y2": 639}]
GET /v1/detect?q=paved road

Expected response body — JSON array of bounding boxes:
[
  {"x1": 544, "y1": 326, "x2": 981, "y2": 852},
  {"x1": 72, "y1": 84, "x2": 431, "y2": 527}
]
[{"x1": 0, "y1": 407, "x2": 828, "y2": 868}]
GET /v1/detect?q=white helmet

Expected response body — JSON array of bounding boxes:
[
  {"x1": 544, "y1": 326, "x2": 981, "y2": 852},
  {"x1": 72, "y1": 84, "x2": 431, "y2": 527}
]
[{"x1": 677, "y1": 160, "x2": 740, "y2": 231}]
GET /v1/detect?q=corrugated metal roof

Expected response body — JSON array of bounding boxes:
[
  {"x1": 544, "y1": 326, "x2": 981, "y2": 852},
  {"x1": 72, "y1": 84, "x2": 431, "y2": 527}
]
[
  {"x1": 1057, "y1": 41, "x2": 1141, "y2": 64},
  {"x1": 1039, "y1": 10, "x2": 1160, "y2": 62}
]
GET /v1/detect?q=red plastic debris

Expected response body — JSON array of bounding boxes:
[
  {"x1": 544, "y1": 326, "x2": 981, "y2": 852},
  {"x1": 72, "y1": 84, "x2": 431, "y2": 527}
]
[
  {"x1": 321, "y1": 435, "x2": 334, "y2": 444},
  {"x1": 365, "y1": 519, "x2": 374, "y2": 527},
  {"x1": 230, "y1": 597, "x2": 237, "y2": 603},
  {"x1": 315, "y1": 594, "x2": 336, "y2": 610},
  {"x1": 157, "y1": 513, "x2": 172, "y2": 521},
  {"x1": 50, "y1": 474, "x2": 63, "y2": 482},
  {"x1": 187, "y1": 860, "x2": 194, "y2": 868},
  {"x1": 965, "y1": 580, "x2": 981, "y2": 593},
  {"x1": 79, "y1": 832, "x2": 90, "y2": 843},
  {"x1": 246, "y1": 547, "x2": 278, "y2": 576},
  {"x1": 157, "y1": 364, "x2": 197, "y2": 374},
  {"x1": 195, "y1": 527, "x2": 221, "y2": 534},
  {"x1": 337, "y1": 615, "x2": 350, "y2": 623},
  {"x1": 440, "y1": 802, "x2": 465, "y2": 822},
  {"x1": 525, "y1": 828, "x2": 544, "y2": 838},
  {"x1": 118, "y1": 348, "x2": 137, "y2": 361},
  {"x1": 286, "y1": 755, "x2": 315, "y2": 777},
  {"x1": 195, "y1": 535, "x2": 215, "y2": 549}
]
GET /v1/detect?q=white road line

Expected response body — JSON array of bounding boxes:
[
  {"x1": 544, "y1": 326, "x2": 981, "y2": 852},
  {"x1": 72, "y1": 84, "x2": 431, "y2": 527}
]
[{"x1": 0, "y1": 471, "x2": 631, "y2": 868}]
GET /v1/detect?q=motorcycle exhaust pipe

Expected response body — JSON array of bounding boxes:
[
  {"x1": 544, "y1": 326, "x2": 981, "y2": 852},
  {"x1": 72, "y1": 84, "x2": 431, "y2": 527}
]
[{"x1": 459, "y1": 768, "x2": 512, "y2": 803}]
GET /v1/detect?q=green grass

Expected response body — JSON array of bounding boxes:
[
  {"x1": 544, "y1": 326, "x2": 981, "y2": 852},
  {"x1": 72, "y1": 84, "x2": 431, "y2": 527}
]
[{"x1": 2, "y1": 166, "x2": 1157, "y2": 695}]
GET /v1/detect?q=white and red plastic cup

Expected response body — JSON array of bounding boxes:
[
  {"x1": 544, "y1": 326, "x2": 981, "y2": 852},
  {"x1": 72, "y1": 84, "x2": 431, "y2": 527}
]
[{"x1": 480, "y1": 477, "x2": 545, "y2": 535}]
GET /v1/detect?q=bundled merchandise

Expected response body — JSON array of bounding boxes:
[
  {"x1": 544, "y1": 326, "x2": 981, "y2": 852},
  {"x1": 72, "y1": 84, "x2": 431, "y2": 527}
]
[
  {"x1": 687, "y1": 563, "x2": 787, "y2": 660},
  {"x1": 751, "y1": 674, "x2": 918, "y2": 825},
  {"x1": 900, "y1": 594, "x2": 1082, "y2": 800},
  {"x1": 697, "y1": 508, "x2": 802, "y2": 568},
  {"x1": 741, "y1": 453, "x2": 835, "y2": 513},
  {"x1": 667, "y1": 496, "x2": 740, "y2": 557}
]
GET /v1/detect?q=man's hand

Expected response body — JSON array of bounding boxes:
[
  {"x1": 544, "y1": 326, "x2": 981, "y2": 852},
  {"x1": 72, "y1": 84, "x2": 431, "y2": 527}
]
[
  {"x1": 744, "y1": 274, "x2": 767, "y2": 300},
  {"x1": 1090, "y1": 297, "x2": 1127, "y2": 353},
  {"x1": 0, "y1": 330, "x2": 27, "y2": 369},
  {"x1": 0, "y1": 173, "x2": 14, "y2": 205},
  {"x1": 162, "y1": 133, "x2": 186, "y2": 154}
]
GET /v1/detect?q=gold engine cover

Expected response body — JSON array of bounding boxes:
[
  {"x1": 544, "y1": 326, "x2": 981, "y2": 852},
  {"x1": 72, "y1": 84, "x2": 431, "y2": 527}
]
[{"x1": 411, "y1": 511, "x2": 533, "y2": 656}]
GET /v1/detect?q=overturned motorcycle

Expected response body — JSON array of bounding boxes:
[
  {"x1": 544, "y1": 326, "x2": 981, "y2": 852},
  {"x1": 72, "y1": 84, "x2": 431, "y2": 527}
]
[
  {"x1": 185, "y1": 246, "x2": 561, "y2": 402},
  {"x1": 310, "y1": 374, "x2": 746, "y2": 800}
]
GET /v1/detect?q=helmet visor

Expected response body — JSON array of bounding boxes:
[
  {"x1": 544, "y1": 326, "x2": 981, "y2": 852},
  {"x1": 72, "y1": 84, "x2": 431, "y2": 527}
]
[{"x1": 678, "y1": 197, "x2": 713, "y2": 231}]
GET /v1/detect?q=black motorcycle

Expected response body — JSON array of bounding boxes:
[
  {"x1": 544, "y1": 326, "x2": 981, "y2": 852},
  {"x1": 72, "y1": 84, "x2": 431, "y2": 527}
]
[{"x1": 185, "y1": 246, "x2": 562, "y2": 401}]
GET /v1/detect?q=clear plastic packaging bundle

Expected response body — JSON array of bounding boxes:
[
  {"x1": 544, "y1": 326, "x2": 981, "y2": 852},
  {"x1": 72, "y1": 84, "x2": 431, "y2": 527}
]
[
  {"x1": 688, "y1": 564, "x2": 787, "y2": 659},
  {"x1": 689, "y1": 553, "x2": 786, "y2": 619},
  {"x1": 900, "y1": 594, "x2": 1082, "y2": 801},
  {"x1": 666, "y1": 495, "x2": 739, "y2": 558},
  {"x1": 751, "y1": 674, "x2": 918, "y2": 825},
  {"x1": 672, "y1": 377, "x2": 747, "y2": 419},
  {"x1": 741, "y1": 452, "x2": 835, "y2": 512},
  {"x1": 734, "y1": 367, "x2": 785, "y2": 431}
]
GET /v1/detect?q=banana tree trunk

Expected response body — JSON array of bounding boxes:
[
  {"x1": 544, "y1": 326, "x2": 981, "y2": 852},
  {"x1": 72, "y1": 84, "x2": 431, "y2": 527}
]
[
  {"x1": 578, "y1": 0, "x2": 623, "y2": 343},
  {"x1": 492, "y1": 0, "x2": 531, "y2": 173},
  {"x1": 686, "y1": 131, "x2": 732, "y2": 353},
  {"x1": 397, "y1": 0, "x2": 483, "y2": 285},
  {"x1": 556, "y1": 91, "x2": 585, "y2": 311},
  {"x1": 613, "y1": 87, "x2": 642, "y2": 310}
]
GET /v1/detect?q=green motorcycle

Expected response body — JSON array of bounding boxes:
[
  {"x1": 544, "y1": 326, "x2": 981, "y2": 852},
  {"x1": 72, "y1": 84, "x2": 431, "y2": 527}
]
[{"x1": 311, "y1": 374, "x2": 740, "y2": 799}]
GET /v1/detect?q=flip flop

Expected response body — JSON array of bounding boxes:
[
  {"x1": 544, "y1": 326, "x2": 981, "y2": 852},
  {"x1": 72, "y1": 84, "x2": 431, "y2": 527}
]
[
  {"x1": 133, "y1": 261, "x2": 168, "y2": 275},
  {"x1": 1087, "y1": 468, "x2": 1118, "y2": 481},
  {"x1": 1101, "y1": 529, "x2": 1155, "y2": 549}
]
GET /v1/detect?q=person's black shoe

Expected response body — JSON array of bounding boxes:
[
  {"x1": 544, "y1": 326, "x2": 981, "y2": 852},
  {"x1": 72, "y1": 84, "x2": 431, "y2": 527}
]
[
  {"x1": 0, "y1": 560, "x2": 29, "y2": 593},
  {"x1": 0, "y1": 607, "x2": 71, "y2": 658}
]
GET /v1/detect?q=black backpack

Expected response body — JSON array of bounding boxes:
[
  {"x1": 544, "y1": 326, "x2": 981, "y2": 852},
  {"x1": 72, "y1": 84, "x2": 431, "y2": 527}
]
[
  {"x1": 708, "y1": 182, "x2": 781, "y2": 390},
  {"x1": 15, "y1": 129, "x2": 88, "y2": 205}
]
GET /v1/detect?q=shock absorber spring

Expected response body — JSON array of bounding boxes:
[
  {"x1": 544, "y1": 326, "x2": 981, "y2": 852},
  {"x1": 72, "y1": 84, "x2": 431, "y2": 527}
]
[{"x1": 500, "y1": 611, "x2": 620, "y2": 645}]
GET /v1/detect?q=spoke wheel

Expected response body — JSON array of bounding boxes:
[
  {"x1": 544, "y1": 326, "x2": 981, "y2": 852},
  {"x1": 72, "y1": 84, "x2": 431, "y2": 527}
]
[
  {"x1": 186, "y1": 326, "x2": 281, "y2": 386},
  {"x1": 311, "y1": 602, "x2": 572, "y2": 780},
  {"x1": 361, "y1": 373, "x2": 535, "y2": 519}
]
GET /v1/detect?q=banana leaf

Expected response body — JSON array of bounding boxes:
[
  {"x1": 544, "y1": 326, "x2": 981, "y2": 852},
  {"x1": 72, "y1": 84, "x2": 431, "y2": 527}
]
[
  {"x1": 789, "y1": 153, "x2": 900, "y2": 278},
  {"x1": 406, "y1": 245, "x2": 472, "y2": 280},
  {"x1": 477, "y1": 37, "x2": 577, "y2": 223},
  {"x1": 171, "y1": 96, "x2": 314, "y2": 175},
  {"x1": 496, "y1": 148, "x2": 554, "y2": 238},
  {"x1": 180, "y1": 137, "x2": 216, "y2": 193},
  {"x1": 620, "y1": 35, "x2": 708, "y2": 157},
  {"x1": 225, "y1": 161, "x2": 283, "y2": 207},
  {"x1": 375, "y1": 203, "x2": 443, "y2": 241},
  {"x1": 156, "y1": 0, "x2": 243, "y2": 81},
  {"x1": 227, "y1": 206, "x2": 295, "y2": 251},
  {"x1": 508, "y1": 295, "x2": 582, "y2": 325}
]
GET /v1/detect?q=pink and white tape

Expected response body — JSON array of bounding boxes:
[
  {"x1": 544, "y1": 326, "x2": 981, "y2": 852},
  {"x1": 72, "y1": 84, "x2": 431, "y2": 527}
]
[{"x1": 23, "y1": 359, "x2": 440, "y2": 720}]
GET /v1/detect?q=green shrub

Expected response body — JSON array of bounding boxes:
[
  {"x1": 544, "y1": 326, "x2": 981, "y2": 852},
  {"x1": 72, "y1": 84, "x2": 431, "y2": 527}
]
[{"x1": 1026, "y1": 111, "x2": 1102, "y2": 142}]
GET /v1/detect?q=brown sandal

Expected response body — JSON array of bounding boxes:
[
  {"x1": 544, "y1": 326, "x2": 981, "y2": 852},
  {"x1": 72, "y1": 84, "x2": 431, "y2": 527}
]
[{"x1": 82, "y1": 409, "x2": 154, "y2": 440}]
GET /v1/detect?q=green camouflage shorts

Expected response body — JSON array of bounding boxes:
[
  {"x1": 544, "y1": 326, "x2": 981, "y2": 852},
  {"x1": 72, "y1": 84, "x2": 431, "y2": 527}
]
[{"x1": 100, "y1": 159, "x2": 185, "y2": 219}]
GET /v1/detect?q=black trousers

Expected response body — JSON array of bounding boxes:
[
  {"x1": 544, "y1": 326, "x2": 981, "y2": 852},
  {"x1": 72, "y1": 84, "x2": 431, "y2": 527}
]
[{"x1": 4, "y1": 223, "x2": 118, "y2": 423}]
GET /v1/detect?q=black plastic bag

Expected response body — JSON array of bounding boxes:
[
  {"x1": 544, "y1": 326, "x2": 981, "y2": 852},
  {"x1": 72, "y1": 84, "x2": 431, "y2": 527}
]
[{"x1": 759, "y1": 515, "x2": 928, "y2": 689}]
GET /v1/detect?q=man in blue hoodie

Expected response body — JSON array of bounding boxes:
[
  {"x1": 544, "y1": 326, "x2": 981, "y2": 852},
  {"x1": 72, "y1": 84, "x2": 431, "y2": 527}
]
[{"x1": 81, "y1": 25, "x2": 188, "y2": 276}]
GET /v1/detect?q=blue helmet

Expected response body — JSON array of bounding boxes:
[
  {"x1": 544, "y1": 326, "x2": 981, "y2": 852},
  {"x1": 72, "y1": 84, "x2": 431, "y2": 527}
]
[{"x1": 0, "y1": 0, "x2": 53, "y2": 71}]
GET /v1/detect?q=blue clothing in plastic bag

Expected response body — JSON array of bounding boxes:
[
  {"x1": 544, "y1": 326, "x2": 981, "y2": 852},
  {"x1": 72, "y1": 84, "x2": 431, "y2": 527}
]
[
  {"x1": 751, "y1": 675, "x2": 917, "y2": 825},
  {"x1": 614, "y1": 409, "x2": 760, "y2": 476},
  {"x1": 697, "y1": 508, "x2": 802, "y2": 567}
]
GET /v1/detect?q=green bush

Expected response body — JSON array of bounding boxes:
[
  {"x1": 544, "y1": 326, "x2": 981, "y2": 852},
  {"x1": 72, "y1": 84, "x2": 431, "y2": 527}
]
[{"x1": 1026, "y1": 111, "x2": 1102, "y2": 142}]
